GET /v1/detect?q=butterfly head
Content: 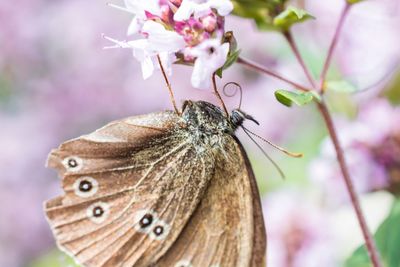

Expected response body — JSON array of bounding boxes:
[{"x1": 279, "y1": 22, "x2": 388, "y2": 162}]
[{"x1": 230, "y1": 109, "x2": 259, "y2": 129}]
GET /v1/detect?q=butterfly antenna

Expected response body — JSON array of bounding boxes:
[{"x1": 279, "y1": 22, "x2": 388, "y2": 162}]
[
  {"x1": 243, "y1": 126, "x2": 303, "y2": 158},
  {"x1": 157, "y1": 55, "x2": 180, "y2": 115},
  {"x1": 242, "y1": 127, "x2": 286, "y2": 179},
  {"x1": 223, "y1": 82, "x2": 243, "y2": 109},
  {"x1": 212, "y1": 73, "x2": 229, "y2": 117}
]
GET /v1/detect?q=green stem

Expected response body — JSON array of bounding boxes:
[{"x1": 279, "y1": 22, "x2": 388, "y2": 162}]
[
  {"x1": 237, "y1": 57, "x2": 311, "y2": 92},
  {"x1": 319, "y1": 3, "x2": 352, "y2": 93}
]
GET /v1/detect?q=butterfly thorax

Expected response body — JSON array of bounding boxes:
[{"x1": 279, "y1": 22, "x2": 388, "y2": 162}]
[
  {"x1": 182, "y1": 101, "x2": 233, "y2": 132},
  {"x1": 181, "y1": 100, "x2": 258, "y2": 133},
  {"x1": 180, "y1": 101, "x2": 234, "y2": 150}
]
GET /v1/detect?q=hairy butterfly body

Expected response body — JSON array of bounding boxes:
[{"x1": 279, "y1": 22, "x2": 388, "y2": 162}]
[{"x1": 44, "y1": 100, "x2": 266, "y2": 267}]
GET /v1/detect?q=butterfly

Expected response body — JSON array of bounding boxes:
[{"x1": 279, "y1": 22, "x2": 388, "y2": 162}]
[{"x1": 44, "y1": 100, "x2": 266, "y2": 267}]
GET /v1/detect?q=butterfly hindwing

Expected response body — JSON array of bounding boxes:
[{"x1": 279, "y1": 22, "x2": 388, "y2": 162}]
[
  {"x1": 45, "y1": 111, "x2": 215, "y2": 267},
  {"x1": 156, "y1": 136, "x2": 267, "y2": 267}
]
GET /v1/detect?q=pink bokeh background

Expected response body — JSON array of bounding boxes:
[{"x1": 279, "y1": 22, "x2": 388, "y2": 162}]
[{"x1": 0, "y1": 0, "x2": 399, "y2": 266}]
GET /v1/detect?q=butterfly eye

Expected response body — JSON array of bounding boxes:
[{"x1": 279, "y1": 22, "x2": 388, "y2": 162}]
[
  {"x1": 62, "y1": 156, "x2": 83, "y2": 172},
  {"x1": 86, "y1": 202, "x2": 109, "y2": 224},
  {"x1": 73, "y1": 177, "x2": 98, "y2": 198}
]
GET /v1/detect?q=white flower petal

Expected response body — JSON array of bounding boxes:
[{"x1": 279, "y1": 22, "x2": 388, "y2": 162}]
[
  {"x1": 140, "y1": 56, "x2": 155, "y2": 79},
  {"x1": 157, "y1": 52, "x2": 176, "y2": 76},
  {"x1": 127, "y1": 16, "x2": 142, "y2": 35},
  {"x1": 174, "y1": 0, "x2": 196, "y2": 21},
  {"x1": 191, "y1": 58, "x2": 213, "y2": 89},
  {"x1": 124, "y1": 0, "x2": 161, "y2": 17},
  {"x1": 142, "y1": 21, "x2": 186, "y2": 53},
  {"x1": 208, "y1": 0, "x2": 233, "y2": 16},
  {"x1": 193, "y1": 3, "x2": 212, "y2": 19},
  {"x1": 210, "y1": 42, "x2": 230, "y2": 68},
  {"x1": 190, "y1": 40, "x2": 230, "y2": 89},
  {"x1": 130, "y1": 39, "x2": 151, "y2": 61},
  {"x1": 174, "y1": 0, "x2": 233, "y2": 21}
]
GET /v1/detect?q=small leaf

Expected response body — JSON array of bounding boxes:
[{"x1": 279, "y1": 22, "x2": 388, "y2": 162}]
[
  {"x1": 274, "y1": 90, "x2": 318, "y2": 107},
  {"x1": 347, "y1": 0, "x2": 366, "y2": 4},
  {"x1": 216, "y1": 49, "x2": 241, "y2": 78},
  {"x1": 231, "y1": 0, "x2": 288, "y2": 31},
  {"x1": 383, "y1": 72, "x2": 400, "y2": 105},
  {"x1": 345, "y1": 198, "x2": 400, "y2": 267},
  {"x1": 325, "y1": 80, "x2": 357, "y2": 93},
  {"x1": 273, "y1": 6, "x2": 314, "y2": 31}
]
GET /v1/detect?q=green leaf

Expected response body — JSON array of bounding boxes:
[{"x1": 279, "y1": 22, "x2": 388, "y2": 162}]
[
  {"x1": 274, "y1": 89, "x2": 319, "y2": 107},
  {"x1": 345, "y1": 198, "x2": 400, "y2": 267},
  {"x1": 347, "y1": 0, "x2": 366, "y2": 4},
  {"x1": 216, "y1": 49, "x2": 241, "y2": 78},
  {"x1": 383, "y1": 72, "x2": 400, "y2": 105},
  {"x1": 325, "y1": 80, "x2": 358, "y2": 93},
  {"x1": 231, "y1": 0, "x2": 288, "y2": 31},
  {"x1": 273, "y1": 6, "x2": 315, "y2": 31}
]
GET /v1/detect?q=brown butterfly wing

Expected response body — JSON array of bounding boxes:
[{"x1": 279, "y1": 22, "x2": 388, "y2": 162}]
[
  {"x1": 45, "y1": 111, "x2": 215, "y2": 267},
  {"x1": 156, "y1": 136, "x2": 267, "y2": 267}
]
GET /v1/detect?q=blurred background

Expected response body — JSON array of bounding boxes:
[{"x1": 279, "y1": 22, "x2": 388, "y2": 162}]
[{"x1": 1, "y1": 0, "x2": 400, "y2": 266}]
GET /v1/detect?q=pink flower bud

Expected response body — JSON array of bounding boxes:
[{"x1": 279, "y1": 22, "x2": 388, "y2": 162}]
[
  {"x1": 169, "y1": 0, "x2": 182, "y2": 6},
  {"x1": 201, "y1": 13, "x2": 217, "y2": 32}
]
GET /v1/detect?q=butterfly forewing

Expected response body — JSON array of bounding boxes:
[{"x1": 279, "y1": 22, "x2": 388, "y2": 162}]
[
  {"x1": 45, "y1": 111, "x2": 215, "y2": 267},
  {"x1": 156, "y1": 136, "x2": 266, "y2": 267}
]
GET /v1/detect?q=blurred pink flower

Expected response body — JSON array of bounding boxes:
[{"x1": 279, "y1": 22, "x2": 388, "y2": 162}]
[
  {"x1": 263, "y1": 190, "x2": 339, "y2": 267},
  {"x1": 309, "y1": 99, "x2": 400, "y2": 204},
  {"x1": 305, "y1": 0, "x2": 400, "y2": 93}
]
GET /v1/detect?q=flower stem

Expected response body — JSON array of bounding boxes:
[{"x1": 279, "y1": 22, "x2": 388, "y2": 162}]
[
  {"x1": 238, "y1": 9, "x2": 382, "y2": 266},
  {"x1": 283, "y1": 30, "x2": 317, "y2": 89},
  {"x1": 282, "y1": 16, "x2": 383, "y2": 267},
  {"x1": 319, "y1": 3, "x2": 352, "y2": 92},
  {"x1": 316, "y1": 4, "x2": 381, "y2": 265},
  {"x1": 317, "y1": 101, "x2": 382, "y2": 267},
  {"x1": 237, "y1": 57, "x2": 311, "y2": 92},
  {"x1": 212, "y1": 73, "x2": 229, "y2": 117},
  {"x1": 157, "y1": 55, "x2": 180, "y2": 115}
]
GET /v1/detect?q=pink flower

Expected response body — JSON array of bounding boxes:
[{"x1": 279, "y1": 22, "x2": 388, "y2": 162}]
[
  {"x1": 188, "y1": 38, "x2": 229, "y2": 89},
  {"x1": 173, "y1": 0, "x2": 233, "y2": 21},
  {"x1": 106, "y1": 0, "x2": 233, "y2": 89},
  {"x1": 263, "y1": 190, "x2": 339, "y2": 267}
]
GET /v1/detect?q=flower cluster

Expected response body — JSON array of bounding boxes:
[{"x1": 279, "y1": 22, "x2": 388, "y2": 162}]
[
  {"x1": 309, "y1": 99, "x2": 400, "y2": 204},
  {"x1": 106, "y1": 0, "x2": 234, "y2": 89}
]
